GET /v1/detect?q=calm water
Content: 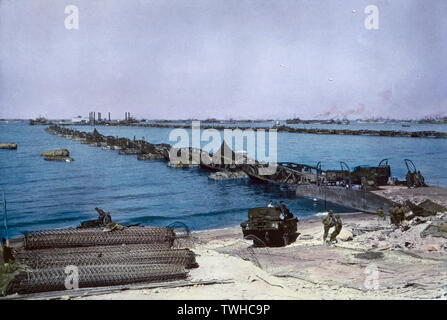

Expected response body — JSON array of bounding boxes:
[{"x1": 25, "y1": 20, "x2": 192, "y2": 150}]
[
  {"x1": 145, "y1": 120, "x2": 447, "y2": 133},
  {"x1": 1, "y1": 122, "x2": 446, "y2": 238}
]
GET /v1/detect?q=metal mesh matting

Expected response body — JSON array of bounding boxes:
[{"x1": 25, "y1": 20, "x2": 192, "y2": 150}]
[
  {"x1": 16, "y1": 247, "x2": 198, "y2": 269},
  {"x1": 215, "y1": 236, "x2": 273, "y2": 271},
  {"x1": 16, "y1": 243, "x2": 172, "y2": 257},
  {"x1": 24, "y1": 227, "x2": 176, "y2": 250},
  {"x1": 6, "y1": 264, "x2": 187, "y2": 295}
]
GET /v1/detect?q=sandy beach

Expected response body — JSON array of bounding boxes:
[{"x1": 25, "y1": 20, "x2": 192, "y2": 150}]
[
  {"x1": 2, "y1": 0, "x2": 447, "y2": 304},
  {"x1": 1, "y1": 185, "x2": 446, "y2": 300},
  {"x1": 71, "y1": 210, "x2": 446, "y2": 300}
]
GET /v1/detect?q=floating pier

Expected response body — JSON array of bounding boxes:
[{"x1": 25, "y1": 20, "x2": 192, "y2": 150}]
[{"x1": 43, "y1": 125, "x2": 438, "y2": 216}]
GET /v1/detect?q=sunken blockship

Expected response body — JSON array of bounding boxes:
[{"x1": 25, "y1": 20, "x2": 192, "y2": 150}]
[
  {"x1": 44, "y1": 125, "x2": 429, "y2": 215},
  {"x1": 45, "y1": 125, "x2": 171, "y2": 160},
  {"x1": 62, "y1": 121, "x2": 447, "y2": 138}
]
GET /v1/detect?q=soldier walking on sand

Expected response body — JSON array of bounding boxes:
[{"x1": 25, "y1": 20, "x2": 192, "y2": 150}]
[
  {"x1": 390, "y1": 205, "x2": 405, "y2": 227},
  {"x1": 377, "y1": 208, "x2": 385, "y2": 221},
  {"x1": 322, "y1": 210, "x2": 336, "y2": 244},
  {"x1": 389, "y1": 206, "x2": 398, "y2": 226},
  {"x1": 329, "y1": 215, "x2": 343, "y2": 243},
  {"x1": 397, "y1": 206, "x2": 405, "y2": 225}
]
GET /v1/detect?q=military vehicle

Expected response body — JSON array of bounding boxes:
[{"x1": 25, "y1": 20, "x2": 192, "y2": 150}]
[
  {"x1": 320, "y1": 159, "x2": 391, "y2": 187},
  {"x1": 240, "y1": 207, "x2": 299, "y2": 247},
  {"x1": 349, "y1": 159, "x2": 391, "y2": 186},
  {"x1": 404, "y1": 159, "x2": 426, "y2": 187},
  {"x1": 242, "y1": 162, "x2": 320, "y2": 185},
  {"x1": 324, "y1": 161, "x2": 351, "y2": 185}
]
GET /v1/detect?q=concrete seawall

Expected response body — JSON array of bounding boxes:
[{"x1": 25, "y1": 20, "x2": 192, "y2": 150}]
[{"x1": 295, "y1": 184, "x2": 396, "y2": 214}]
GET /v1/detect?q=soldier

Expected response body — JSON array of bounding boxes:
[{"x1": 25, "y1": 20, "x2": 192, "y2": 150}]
[
  {"x1": 279, "y1": 201, "x2": 291, "y2": 219},
  {"x1": 389, "y1": 206, "x2": 398, "y2": 226},
  {"x1": 322, "y1": 210, "x2": 336, "y2": 244},
  {"x1": 397, "y1": 206, "x2": 405, "y2": 225},
  {"x1": 103, "y1": 212, "x2": 112, "y2": 225},
  {"x1": 390, "y1": 205, "x2": 404, "y2": 227},
  {"x1": 95, "y1": 207, "x2": 106, "y2": 224},
  {"x1": 2, "y1": 238, "x2": 13, "y2": 263},
  {"x1": 329, "y1": 215, "x2": 343, "y2": 243},
  {"x1": 361, "y1": 176, "x2": 367, "y2": 190},
  {"x1": 415, "y1": 171, "x2": 425, "y2": 187},
  {"x1": 418, "y1": 171, "x2": 425, "y2": 186},
  {"x1": 413, "y1": 171, "x2": 421, "y2": 187},
  {"x1": 284, "y1": 209, "x2": 294, "y2": 220},
  {"x1": 377, "y1": 208, "x2": 385, "y2": 220}
]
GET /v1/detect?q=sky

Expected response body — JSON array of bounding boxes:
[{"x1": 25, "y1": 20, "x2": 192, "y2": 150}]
[{"x1": 1, "y1": 0, "x2": 447, "y2": 120}]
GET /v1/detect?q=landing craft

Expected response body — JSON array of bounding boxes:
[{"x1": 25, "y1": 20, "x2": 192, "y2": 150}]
[
  {"x1": 349, "y1": 158, "x2": 391, "y2": 186},
  {"x1": 241, "y1": 162, "x2": 321, "y2": 185},
  {"x1": 242, "y1": 158, "x2": 391, "y2": 189},
  {"x1": 241, "y1": 158, "x2": 396, "y2": 214}
]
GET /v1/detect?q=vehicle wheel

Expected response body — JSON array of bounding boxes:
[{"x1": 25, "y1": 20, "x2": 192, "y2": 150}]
[
  {"x1": 252, "y1": 236, "x2": 265, "y2": 247},
  {"x1": 265, "y1": 232, "x2": 270, "y2": 246},
  {"x1": 283, "y1": 234, "x2": 289, "y2": 246}
]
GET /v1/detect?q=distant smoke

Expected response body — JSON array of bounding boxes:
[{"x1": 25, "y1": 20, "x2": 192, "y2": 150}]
[{"x1": 314, "y1": 104, "x2": 367, "y2": 120}]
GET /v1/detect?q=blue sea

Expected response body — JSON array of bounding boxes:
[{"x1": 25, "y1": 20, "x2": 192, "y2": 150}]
[{"x1": 1, "y1": 121, "x2": 446, "y2": 238}]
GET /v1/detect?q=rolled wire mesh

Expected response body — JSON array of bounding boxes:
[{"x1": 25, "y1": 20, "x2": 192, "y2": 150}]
[
  {"x1": 167, "y1": 222, "x2": 197, "y2": 249},
  {"x1": 16, "y1": 243, "x2": 172, "y2": 257},
  {"x1": 16, "y1": 247, "x2": 198, "y2": 269},
  {"x1": 167, "y1": 222, "x2": 190, "y2": 239},
  {"x1": 6, "y1": 264, "x2": 187, "y2": 295},
  {"x1": 7, "y1": 225, "x2": 198, "y2": 295},
  {"x1": 24, "y1": 227, "x2": 176, "y2": 249}
]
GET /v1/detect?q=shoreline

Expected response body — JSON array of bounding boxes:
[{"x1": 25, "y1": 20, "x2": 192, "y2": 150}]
[
  {"x1": 190, "y1": 211, "x2": 371, "y2": 234},
  {"x1": 4, "y1": 211, "x2": 445, "y2": 300},
  {"x1": 2, "y1": 125, "x2": 446, "y2": 299},
  {"x1": 79, "y1": 211, "x2": 447, "y2": 300}
]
